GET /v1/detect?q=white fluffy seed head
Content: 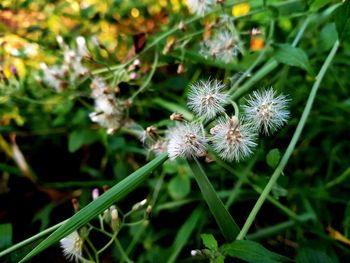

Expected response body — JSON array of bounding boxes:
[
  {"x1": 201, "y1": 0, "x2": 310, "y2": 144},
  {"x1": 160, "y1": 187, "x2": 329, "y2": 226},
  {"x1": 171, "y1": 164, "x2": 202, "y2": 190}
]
[
  {"x1": 166, "y1": 122, "x2": 207, "y2": 160},
  {"x1": 186, "y1": 0, "x2": 216, "y2": 16},
  {"x1": 243, "y1": 88, "x2": 290, "y2": 135},
  {"x1": 60, "y1": 231, "x2": 83, "y2": 262},
  {"x1": 210, "y1": 116, "x2": 257, "y2": 162},
  {"x1": 187, "y1": 79, "x2": 229, "y2": 120},
  {"x1": 201, "y1": 30, "x2": 240, "y2": 64}
]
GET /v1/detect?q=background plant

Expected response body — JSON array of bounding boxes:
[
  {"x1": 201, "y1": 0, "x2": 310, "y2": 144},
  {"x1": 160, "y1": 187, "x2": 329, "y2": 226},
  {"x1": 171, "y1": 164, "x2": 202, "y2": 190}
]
[{"x1": 0, "y1": 0, "x2": 350, "y2": 262}]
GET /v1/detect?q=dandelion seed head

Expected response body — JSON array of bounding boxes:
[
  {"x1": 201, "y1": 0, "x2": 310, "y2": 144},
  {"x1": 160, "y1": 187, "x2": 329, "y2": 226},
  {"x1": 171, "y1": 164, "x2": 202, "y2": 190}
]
[
  {"x1": 60, "y1": 231, "x2": 83, "y2": 262},
  {"x1": 166, "y1": 123, "x2": 207, "y2": 160},
  {"x1": 243, "y1": 88, "x2": 290, "y2": 135},
  {"x1": 211, "y1": 116, "x2": 257, "y2": 162},
  {"x1": 188, "y1": 79, "x2": 229, "y2": 120},
  {"x1": 201, "y1": 31, "x2": 240, "y2": 63}
]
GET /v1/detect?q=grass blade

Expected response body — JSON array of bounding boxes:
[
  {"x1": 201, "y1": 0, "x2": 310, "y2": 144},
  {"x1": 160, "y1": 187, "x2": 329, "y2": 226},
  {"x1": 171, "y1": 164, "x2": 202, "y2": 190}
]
[
  {"x1": 166, "y1": 206, "x2": 203, "y2": 263},
  {"x1": 188, "y1": 158, "x2": 240, "y2": 242},
  {"x1": 18, "y1": 153, "x2": 168, "y2": 262}
]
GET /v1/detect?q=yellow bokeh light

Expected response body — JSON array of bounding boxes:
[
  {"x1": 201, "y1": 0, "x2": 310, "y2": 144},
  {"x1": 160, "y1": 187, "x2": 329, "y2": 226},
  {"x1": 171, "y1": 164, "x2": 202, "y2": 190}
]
[
  {"x1": 131, "y1": 8, "x2": 140, "y2": 18},
  {"x1": 232, "y1": 2, "x2": 250, "y2": 17}
]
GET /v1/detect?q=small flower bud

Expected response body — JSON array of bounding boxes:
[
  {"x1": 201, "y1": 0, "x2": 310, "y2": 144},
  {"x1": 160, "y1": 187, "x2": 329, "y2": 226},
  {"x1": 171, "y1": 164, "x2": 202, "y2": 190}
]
[
  {"x1": 177, "y1": 64, "x2": 185, "y2": 74},
  {"x1": 92, "y1": 188, "x2": 99, "y2": 200},
  {"x1": 170, "y1": 113, "x2": 185, "y2": 122}
]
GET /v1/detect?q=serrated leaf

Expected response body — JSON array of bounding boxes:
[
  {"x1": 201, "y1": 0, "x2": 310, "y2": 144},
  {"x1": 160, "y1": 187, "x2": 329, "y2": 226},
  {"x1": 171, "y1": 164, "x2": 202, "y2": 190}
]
[
  {"x1": 221, "y1": 240, "x2": 292, "y2": 263},
  {"x1": 68, "y1": 129, "x2": 100, "y2": 152},
  {"x1": 274, "y1": 44, "x2": 313, "y2": 74},
  {"x1": 266, "y1": 149, "x2": 281, "y2": 169},
  {"x1": 201, "y1": 233, "x2": 218, "y2": 251},
  {"x1": 335, "y1": 0, "x2": 350, "y2": 43},
  {"x1": 168, "y1": 174, "x2": 190, "y2": 200}
]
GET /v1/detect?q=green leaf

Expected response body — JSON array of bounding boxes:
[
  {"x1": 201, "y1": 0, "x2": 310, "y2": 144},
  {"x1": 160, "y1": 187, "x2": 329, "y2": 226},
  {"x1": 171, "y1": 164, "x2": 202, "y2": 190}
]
[
  {"x1": 221, "y1": 240, "x2": 292, "y2": 263},
  {"x1": 168, "y1": 174, "x2": 190, "y2": 200},
  {"x1": 296, "y1": 247, "x2": 335, "y2": 263},
  {"x1": 0, "y1": 224, "x2": 12, "y2": 249},
  {"x1": 201, "y1": 233, "x2": 218, "y2": 251},
  {"x1": 335, "y1": 0, "x2": 350, "y2": 43},
  {"x1": 18, "y1": 153, "x2": 168, "y2": 262},
  {"x1": 68, "y1": 129, "x2": 100, "y2": 152},
  {"x1": 266, "y1": 149, "x2": 281, "y2": 169},
  {"x1": 274, "y1": 44, "x2": 313, "y2": 74},
  {"x1": 309, "y1": 0, "x2": 331, "y2": 12},
  {"x1": 317, "y1": 23, "x2": 338, "y2": 52}
]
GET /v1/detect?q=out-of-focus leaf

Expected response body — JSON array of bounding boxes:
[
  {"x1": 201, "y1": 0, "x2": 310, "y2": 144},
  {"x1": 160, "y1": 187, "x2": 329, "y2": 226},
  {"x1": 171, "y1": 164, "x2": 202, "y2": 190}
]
[
  {"x1": 266, "y1": 148, "x2": 281, "y2": 169},
  {"x1": 68, "y1": 129, "x2": 100, "y2": 152},
  {"x1": 274, "y1": 44, "x2": 313, "y2": 74},
  {"x1": 334, "y1": 0, "x2": 350, "y2": 43},
  {"x1": 0, "y1": 224, "x2": 12, "y2": 249},
  {"x1": 317, "y1": 23, "x2": 338, "y2": 52},
  {"x1": 296, "y1": 247, "x2": 335, "y2": 263},
  {"x1": 309, "y1": 0, "x2": 331, "y2": 12},
  {"x1": 168, "y1": 174, "x2": 190, "y2": 200}
]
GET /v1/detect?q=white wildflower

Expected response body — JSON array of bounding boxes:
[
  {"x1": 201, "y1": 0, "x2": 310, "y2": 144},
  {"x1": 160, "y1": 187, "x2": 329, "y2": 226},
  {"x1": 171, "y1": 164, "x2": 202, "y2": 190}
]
[
  {"x1": 167, "y1": 123, "x2": 207, "y2": 160},
  {"x1": 60, "y1": 231, "x2": 83, "y2": 262},
  {"x1": 243, "y1": 88, "x2": 290, "y2": 135},
  {"x1": 187, "y1": 79, "x2": 229, "y2": 120},
  {"x1": 186, "y1": 0, "x2": 215, "y2": 16},
  {"x1": 211, "y1": 116, "x2": 257, "y2": 162}
]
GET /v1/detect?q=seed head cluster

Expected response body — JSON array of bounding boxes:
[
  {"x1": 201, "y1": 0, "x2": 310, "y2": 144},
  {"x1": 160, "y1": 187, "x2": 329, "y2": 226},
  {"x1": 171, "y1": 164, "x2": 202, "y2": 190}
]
[{"x1": 163, "y1": 79, "x2": 290, "y2": 163}]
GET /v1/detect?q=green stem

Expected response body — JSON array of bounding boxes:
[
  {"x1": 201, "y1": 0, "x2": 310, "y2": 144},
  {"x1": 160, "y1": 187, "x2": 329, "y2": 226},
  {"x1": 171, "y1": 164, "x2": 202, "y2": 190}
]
[
  {"x1": 188, "y1": 158, "x2": 240, "y2": 242},
  {"x1": 115, "y1": 239, "x2": 133, "y2": 263},
  {"x1": 130, "y1": 51, "x2": 159, "y2": 100},
  {"x1": 325, "y1": 167, "x2": 350, "y2": 189},
  {"x1": 230, "y1": 16, "x2": 311, "y2": 100},
  {"x1": 236, "y1": 40, "x2": 339, "y2": 240}
]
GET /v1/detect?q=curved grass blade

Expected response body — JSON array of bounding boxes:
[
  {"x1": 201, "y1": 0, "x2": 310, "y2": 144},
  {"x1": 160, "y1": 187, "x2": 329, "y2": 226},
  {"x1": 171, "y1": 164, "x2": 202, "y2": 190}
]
[
  {"x1": 188, "y1": 158, "x2": 240, "y2": 242},
  {"x1": 18, "y1": 153, "x2": 168, "y2": 262}
]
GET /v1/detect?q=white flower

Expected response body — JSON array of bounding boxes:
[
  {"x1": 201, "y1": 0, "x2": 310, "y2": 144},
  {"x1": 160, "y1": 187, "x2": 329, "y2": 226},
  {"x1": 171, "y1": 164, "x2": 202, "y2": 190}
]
[
  {"x1": 210, "y1": 116, "x2": 257, "y2": 162},
  {"x1": 243, "y1": 88, "x2": 290, "y2": 135},
  {"x1": 201, "y1": 30, "x2": 240, "y2": 63},
  {"x1": 60, "y1": 231, "x2": 83, "y2": 262},
  {"x1": 167, "y1": 123, "x2": 207, "y2": 160},
  {"x1": 186, "y1": 0, "x2": 215, "y2": 16},
  {"x1": 187, "y1": 79, "x2": 229, "y2": 120}
]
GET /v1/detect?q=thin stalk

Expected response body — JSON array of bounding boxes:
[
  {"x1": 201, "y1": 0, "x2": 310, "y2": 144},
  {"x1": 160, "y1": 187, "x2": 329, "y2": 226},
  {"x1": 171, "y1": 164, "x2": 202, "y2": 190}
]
[
  {"x1": 236, "y1": 40, "x2": 339, "y2": 240},
  {"x1": 325, "y1": 167, "x2": 350, "y2": 189},
  {"x1": 130, "y1": 51, "x2": 158, "y2": 100},
  {"x1": 188, "y1": 158, "x2": 240, "y2": 242},
  {"x1": 115, "y1": 239, "x2": 133, "y2": 263}
]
